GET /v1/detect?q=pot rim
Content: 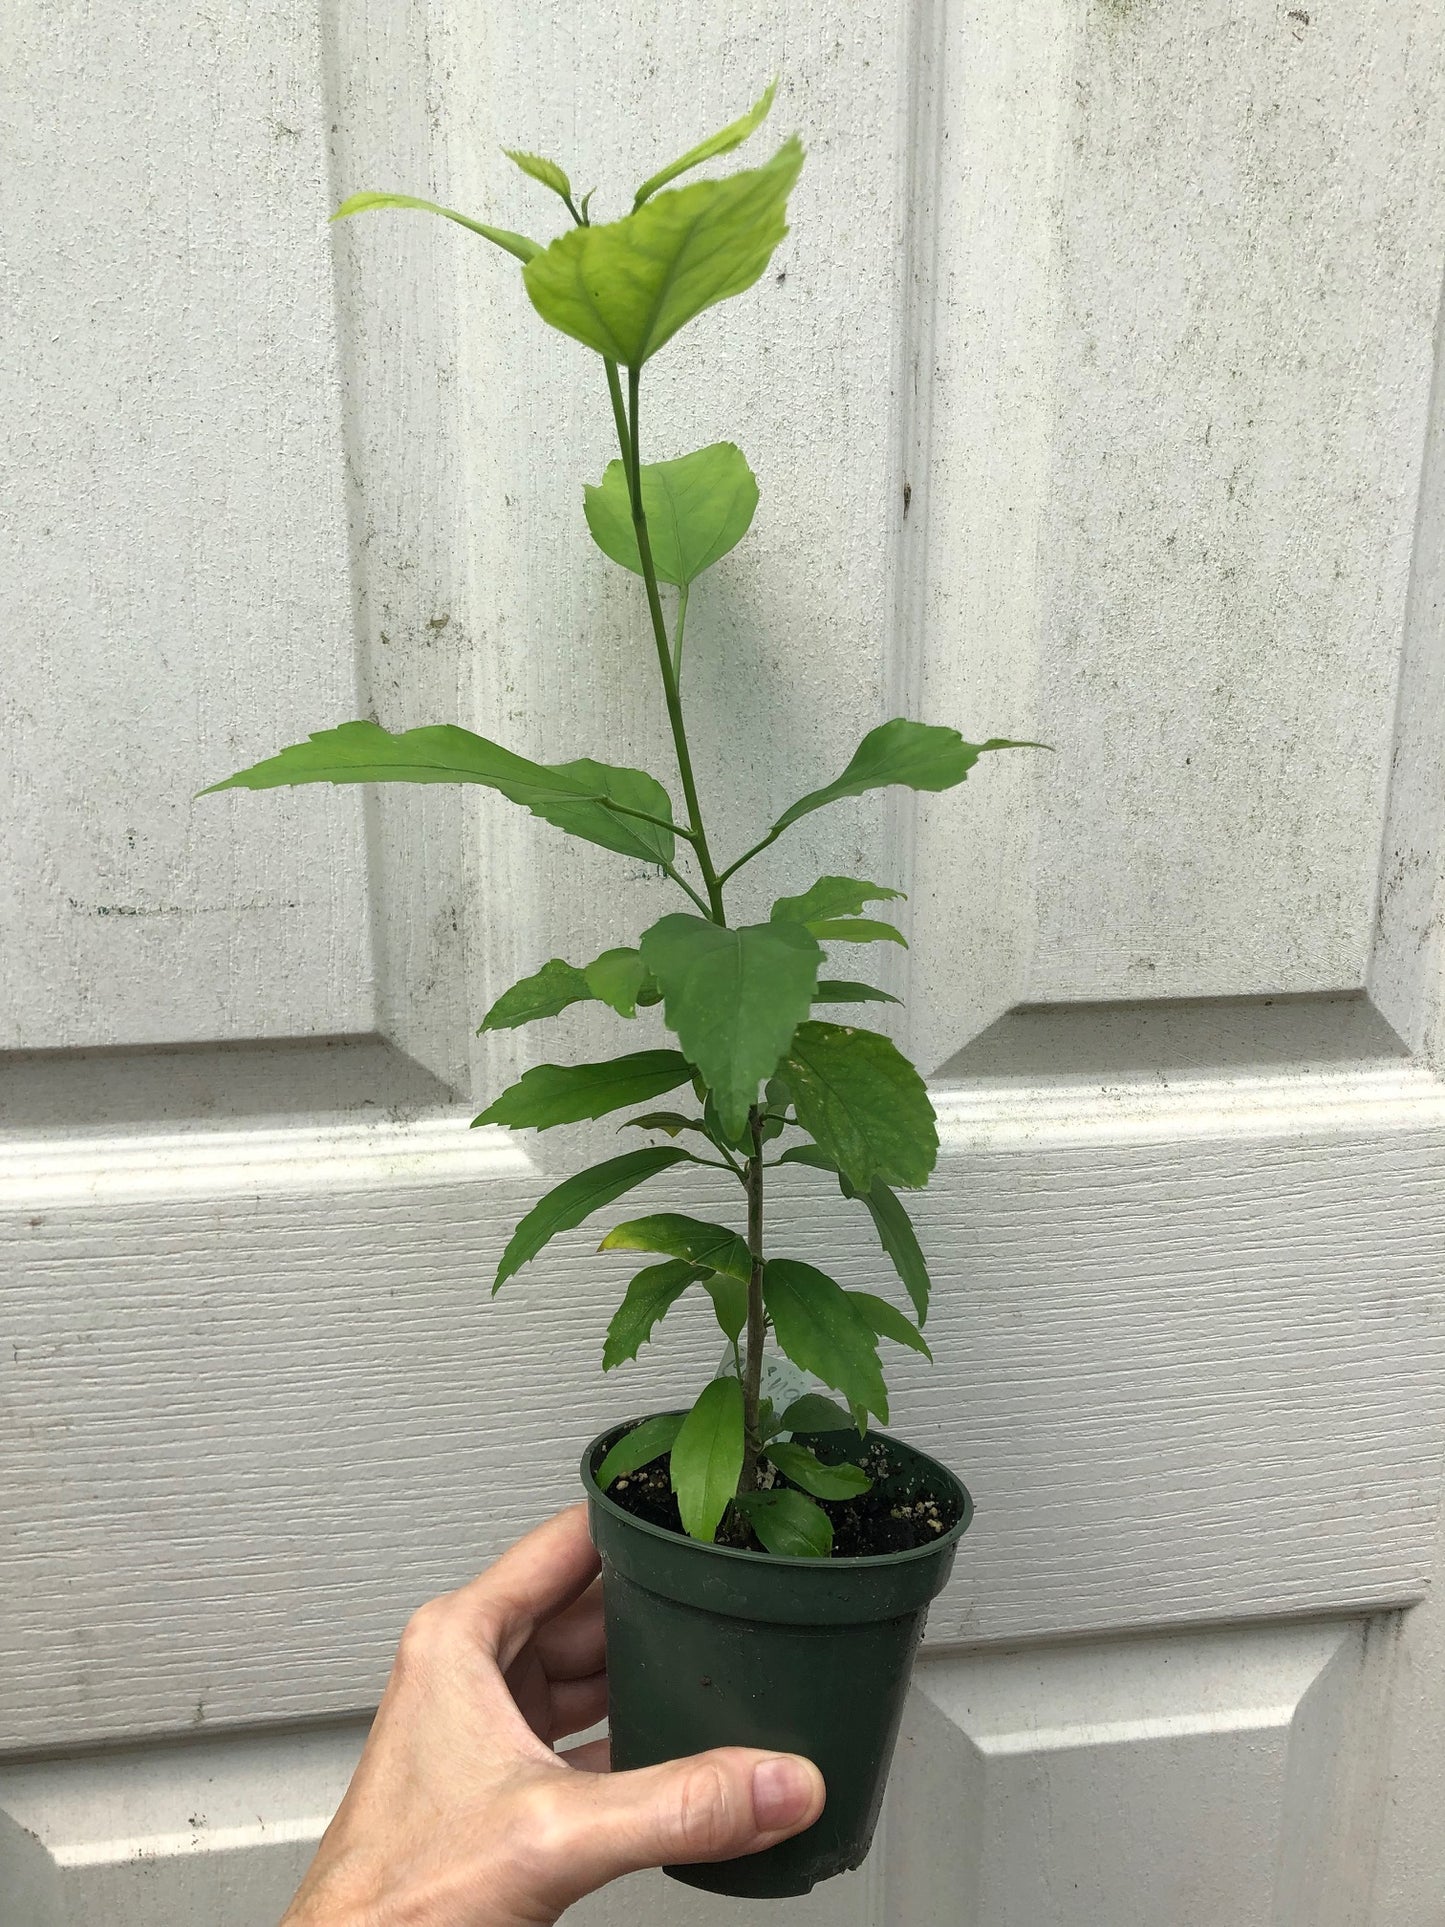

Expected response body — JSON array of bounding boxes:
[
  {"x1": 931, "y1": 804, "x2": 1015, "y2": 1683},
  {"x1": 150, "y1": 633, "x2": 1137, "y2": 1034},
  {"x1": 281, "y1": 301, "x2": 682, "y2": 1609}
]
[{"x1": 581, "y1": 1411, "x2": 974, "y2": 1574}]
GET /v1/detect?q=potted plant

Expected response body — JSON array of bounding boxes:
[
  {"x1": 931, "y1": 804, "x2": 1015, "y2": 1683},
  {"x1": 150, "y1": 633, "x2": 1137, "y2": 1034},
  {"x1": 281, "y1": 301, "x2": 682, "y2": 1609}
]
[{"x1": 206, "y1": 83, "x2": 1029, "y2": 1898}]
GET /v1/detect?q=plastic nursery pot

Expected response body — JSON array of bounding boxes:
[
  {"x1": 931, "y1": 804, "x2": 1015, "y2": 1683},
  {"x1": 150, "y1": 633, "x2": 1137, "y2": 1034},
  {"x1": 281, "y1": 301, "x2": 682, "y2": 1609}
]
[{"x1": 581, "y1": 1415, "x2": 973, "y2": 1899}]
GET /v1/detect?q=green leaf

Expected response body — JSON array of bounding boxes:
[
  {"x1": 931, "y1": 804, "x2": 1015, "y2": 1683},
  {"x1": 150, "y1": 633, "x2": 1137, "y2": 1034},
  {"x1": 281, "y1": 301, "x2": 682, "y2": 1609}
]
[
  {"x1": 202, "y1": 721, "x2": 679, "y2": 867},
  {"x1": 670, "y1": 1376, "x2": 745, "y2": 1542},
  {"x1": 633, "y1": 78, "x2": 777, "y2": 207},
  {"x1": 735, "y1": 1487, "x2": 833, "y2": 1557},
  {"x1": 806, "y1": 918, "x2": 907, "y2": 947},
  {"x1": 763, "y1": 1438, "x2": 872, "y2": 1499},
  {"x1": 331, "y1": 192, "x2": 540, "y2": 263},
  {"x1": 600, "y1": 1213, "x2": 752, "y2": 1281},
  {"x1": 704, "y1": 1274, "x2": 748, "y2": 1342},
  {"x1": 494, "y1": 1146, "x2": 689, "y2": 1291},
  {"x1": 851, "y1": 1291, "x2": 932, "y2": 1362},
  {"x1": 621, "y1": 1110, "x2": 709, "y2": 1139},
  {"x1": 777, "y1": 1144, "x2": 932, "y2": 1322},
  {"x1": 523, "y1": 136, "x2": 803, "y2": 366},
  {"x1": 596, "y1": 1413, "x2": 685, "y2": 1488},
  {"x1": 813, "y1": 979, "x2": 901, "y2": 1007},
  {"x1": 603, "y1": 1260, "x2": 705, "y2": 1370},
  {"x1": 771, "y1": 876, "x2": 903, "y2": 924},
  {"x1": 762, "y1": 1258, "x2": 888, "y2": 1422},
  {"x1": 584, "y1": 443, "x2": 759, "y2": 587},
  {"x1": 584, "y1": 947, "x2": 647, "y2": 1018},
  {"x1": 780, "y1": 1022, "x2": 938, "y2": 1190},
  {"x1": 478, "y1": 958, "x2": 592, "y2": 1032},
  {"x1": 779, "y1": 1393, "x2": 859, "y2": 1434},
  {"x1": 502, "y1": 149, "x2": 574, "y2": 206},
  {"x1": 639, "y1": 914, "x2": 822, "y2": 1139},
  {"x1": 768, "y1": 722, "x2": 1030, "y2": 840},
  {"x1": 474, "y1": 1050, "x2": 693, "y2": 1130}
]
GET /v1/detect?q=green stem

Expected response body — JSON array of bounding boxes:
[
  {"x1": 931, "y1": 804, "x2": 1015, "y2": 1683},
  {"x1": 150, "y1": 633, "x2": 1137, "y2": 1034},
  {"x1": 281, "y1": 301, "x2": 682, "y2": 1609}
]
[
  {"x1": 659, "y1": 862, "x2": 711, "y2": 916},
  {"x1": 738, "y1": 1107, "x2": 767, "y2": 1493},
  {"x1": 717, "y1": 821, "x2": 787, "y2": 888},
  {"x1": 673, "y1": 581, "x2": 689, "y2": 683}
]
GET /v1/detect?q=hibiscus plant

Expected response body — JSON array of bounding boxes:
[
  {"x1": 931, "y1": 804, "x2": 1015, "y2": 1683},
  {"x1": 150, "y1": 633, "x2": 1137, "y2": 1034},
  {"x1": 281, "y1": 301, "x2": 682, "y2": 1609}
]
[{"x1": 207, "y1": 84, "x2": 1025, "y2": 1557}]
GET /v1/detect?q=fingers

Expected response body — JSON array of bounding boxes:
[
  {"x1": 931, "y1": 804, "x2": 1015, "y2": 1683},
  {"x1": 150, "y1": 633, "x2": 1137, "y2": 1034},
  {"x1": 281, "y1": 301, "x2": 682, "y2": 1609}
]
[
  {"x1": 517, "y1": 1746, "x2": 825, "y2": 1911},
  {"x1": 544, "y1": 1670, "x2": 608, "y2": 1742},
  {"x1": 454, "y1": 1505, "x2": 600, "y2": 1668},
  {"x1": 529, "y1": 1577, "x2": 605, "y2": 1681}
]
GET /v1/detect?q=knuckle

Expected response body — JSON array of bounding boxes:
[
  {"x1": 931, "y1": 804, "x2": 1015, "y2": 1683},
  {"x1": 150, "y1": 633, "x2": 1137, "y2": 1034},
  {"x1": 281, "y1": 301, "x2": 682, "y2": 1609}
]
[
  {"x1": 673, "y1": 1760, "x2": 735, "y2": 1860},
  {"x1": 393, "y1": 1597, "x2": 453, "y2": 1674}
]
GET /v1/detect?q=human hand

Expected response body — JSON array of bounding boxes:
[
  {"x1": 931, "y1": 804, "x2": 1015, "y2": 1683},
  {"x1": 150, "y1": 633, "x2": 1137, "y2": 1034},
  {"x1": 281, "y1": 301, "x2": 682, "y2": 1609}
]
[{"x1": 281, "y1": 1505, "x2": 825, "y2": 1926}]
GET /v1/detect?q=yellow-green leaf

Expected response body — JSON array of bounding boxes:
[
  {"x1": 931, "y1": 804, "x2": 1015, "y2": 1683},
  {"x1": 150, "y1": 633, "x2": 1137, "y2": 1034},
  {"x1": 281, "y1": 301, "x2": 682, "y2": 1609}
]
[
  {"x1": 600, "y1": 1213, "x2": 751, "y2": 1281},
  {"x1": 633, "y1": 79, "x2": 777, "y2": 207},
  {"x1": 584, "y1": 442, "x2": 758, "y2": 586},
  {"x1": 332, "y1": 191, "x2": 540, "y2": 263}
]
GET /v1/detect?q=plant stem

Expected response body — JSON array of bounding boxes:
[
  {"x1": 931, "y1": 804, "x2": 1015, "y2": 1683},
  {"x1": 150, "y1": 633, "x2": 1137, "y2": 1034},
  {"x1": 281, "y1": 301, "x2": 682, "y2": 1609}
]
[
  {"x1": 673, "y1": 581, "x2": 689, "y2": 682},
  {"x1": 739, "y1": 1106, "x2": 767, "y2": 1493}
]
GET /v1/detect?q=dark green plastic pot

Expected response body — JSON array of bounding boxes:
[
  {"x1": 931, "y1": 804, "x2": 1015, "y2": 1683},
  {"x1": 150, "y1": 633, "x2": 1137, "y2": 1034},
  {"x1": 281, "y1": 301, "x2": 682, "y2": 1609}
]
[{"x1": 581, "y1": 1415, "x2": 972, "y2": 1898}]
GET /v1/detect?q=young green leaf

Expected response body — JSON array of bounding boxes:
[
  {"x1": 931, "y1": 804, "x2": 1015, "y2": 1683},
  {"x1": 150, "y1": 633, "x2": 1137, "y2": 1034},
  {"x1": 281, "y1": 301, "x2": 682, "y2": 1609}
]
[
  {"x1": 780, "y1": 1022, "x2": 937, "y2": 1191},
  {"x1": 670, "y1": 1376, "x2": 745, "y2": 1542},
  {"x1": 203, "y1": 721, "x2": 680, "y2": 866},
  {"x1": 522, "y1": 136, "x2": 803, "y2": 365},
  {"x1": 851, "y1": 1290, "x2": 933, "y2": 1361},
  {"x1": 777, "y1": 1143, "x2": 932, "y2": 1321},
  {"x1": 763, "y1": 1438, "x2": 872, "y2": 1499},
  {"x1": 633, "y1": 78, "x2": 777, "y2": 207},
  {"x1": 603, "y1": 1260, "x2": 705, "y2": 1370},
  {"x1": 331, "y1": 191, "x2": 541, "y2": 263},
  {"x1": 583, "y1": 947, "x2": 647, "y2": 1018},
  {"x1": 778, "y1": 1393, "x2": 859, "y2": 1434},
  {"x1": 703, "y1": 1274, "x2": 748, "y2": 1342},
  {"x1": 771, "y1": 876, "x2": 903, "y2": 925},
  {"x1": 639, "y1": 914, "x2": 822, "y2": 1139},
  {"x1": 502, "y1": 149, "x2": 575, "y2": 207},
  {"x1": 806, "y1": 918, "x2": 907, "y2": 947},
  {"x1": 479, "y1": 958, "x2": 592, "y2": 1032},
  {"x1": 762, "y1": 1258, "x2": 889, "y2": 1422},
  {"x1": 494, "y1": 1146, "x2": 690, "y2": 1291},
  {"x1": 596, "y1": 1412, "x2": 685, "y2": 1488},
  {"x1": 584, "y1": 443, "x2": 759, "y2": 586},
  {"x1": 734, "y1": 1487, "x2": 833, "y2": 1557},
  {"x1": 474, "y1": 1051, "x2": 693, "y2": 1130},
  {"x1": 768, "y1": 722, "x2": 1031, "y2": 839},
  {"x1": 813, "y1": 979, "x2": 901, "y2": 1007},
  {"x1": 600, "y1": 1213, "x2": 752, "y2": 1281}
]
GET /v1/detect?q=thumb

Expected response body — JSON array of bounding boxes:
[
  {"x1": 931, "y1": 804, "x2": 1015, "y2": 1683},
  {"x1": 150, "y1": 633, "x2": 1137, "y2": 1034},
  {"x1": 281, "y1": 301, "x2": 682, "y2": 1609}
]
[{"x1": 526, "y1": 1746, "x2": 825, "y2": 1905}]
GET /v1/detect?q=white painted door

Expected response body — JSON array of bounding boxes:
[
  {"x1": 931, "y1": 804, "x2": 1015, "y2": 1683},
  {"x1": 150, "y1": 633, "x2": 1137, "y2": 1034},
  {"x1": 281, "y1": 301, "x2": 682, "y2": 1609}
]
[{"x1": 4, "y1": 4, "x2": 1444, "y2": 1925}]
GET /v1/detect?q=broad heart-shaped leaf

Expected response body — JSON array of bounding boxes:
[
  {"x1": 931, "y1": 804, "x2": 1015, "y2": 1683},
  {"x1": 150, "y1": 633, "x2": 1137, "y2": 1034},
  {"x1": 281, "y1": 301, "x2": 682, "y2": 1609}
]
[
  {"x1": 523, "y1": 136, "x2": 803, "y2": 366},
  {"x1": 203, "y1": 722, "x2": 678, "y2": 867},
  {"x1": 634, "y1": 78, "x2": 777, "y2": 207},
  {"x1": 807, "y1": 918, "x2": 907, "y2": 947},
  {"x1": 763, "y1": 1438, "x2": 871, "y2": 1500},
  {"x1": 502, "y1": 149, "x2": 574, "y2": 205},
  {"x1": 584, "y1": 443, "x2": 759, "y2": 587},
  {"x1": 813, "y1": 979, "x2": 901, "y2": 1007},
  {"x1": 479, "y1": 958, "x2": 591, "y2": 1032},
  {"x1": 762, "y1": 1258, "x2": 888, "y2": 1423},
  {"x1": 779, "y1": 1392, "x2": 858, "y2": 1434},
  {"x1": 493, "y1": 1146, "x2": 688, "y2": 1291},
  {"x1": 596, "y1": 1413, "x2": 684, "y2": 1489},
  {"x1": 771, "y1": 876, "x2": 903, "y2": 925},
  {"x1": 777, "y1": 1143, "x2": 931, "y2": 1321},
  {"x1": 735, "y1": 1487, "x2": 832, "y2": 1557},
  {"x1": 670, "y1": 1376, "x2": 745, "y2": 1542},
  {"x1": 474, "y1": 1051, "x2": 692, "y2": 1130},
  {"x1": 704, "y1": 1274, "x2": 748, "y2": 1342},
  {"x1": 768, "y1": 722, "x2": 1029, "y2": 839},
  {"x1": 640, "y1": 914, "x2": 822, "y2": 1139},
  {"x1": 603, "y1": 1260, "x2": 705, "y2": 1370},
  {"x1": 600, "y1": 1213, "x2": 752, "y2": 1281},
  {"x1": 584, "y1": 948, "x2": 647, "y2": 1018},
  {"x1": 851, "y1": 1290, "x2": 932, "y2": 1362},
  {"x1": 332, "y1": 192, "x2": 540, "y2": 263},
  {"x1": 780, "y1": 1022, "x2": 938, "y2": 1191}
]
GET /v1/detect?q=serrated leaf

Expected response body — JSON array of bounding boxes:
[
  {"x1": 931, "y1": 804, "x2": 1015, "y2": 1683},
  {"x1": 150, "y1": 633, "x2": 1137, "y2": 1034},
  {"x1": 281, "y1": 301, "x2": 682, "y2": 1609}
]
[
  {"x1": 479, "y1": 958, "x2": 592, "y2": 1032},
  {"x1": 596, "y1": 1412, "x2": 685, "y2": 1488},
  {"x1": 474, "y1": 1050, "x2": 692, "y2": 1130},
  {"x1": 779, "y1": 1393, "x2": 859, "y2": 1434},
  {"x1": 771, "y1": 876, "x2": 903, "y2": 925},
  {"x1": 762, "y1": 1258, "x2": 888, "y2": 1422},
  {"x1": 600, "y1": 1213, "x2": 752, "y2": 1281},
  {"x1": 813, "y1": 980, "x2": 901, "y2": 1006},
  {"x1": 634, "y1": 79, "x2": 777, "y2": 207},
  {"x1": 523, "y1": 136, "x2": 803, "y2": 365},
  {"x1": 768, "y1": 722, "x2": 1031, "y2": 839},
  {"x1": 502, "y1": 149, "x2": 573, "y2": 204},
  {"x1": 777, "y1": 1144, "x2": 931, "y2": 1322},
  {"x1": 780, "y1": 1022, "x2": 937, "y2": 1191},
  {"x1": 494, "y1": 1146, "x2": 689, "y2": 1291},
  {"x1": 584, "y1": 947, "x2": 646, "y2": 1018},
  {"x1": 763, "y1": 1438, "x2": 872, "y2": 1499},
  {"x1": 640, "y1": 914, "x2": 822, "y2": 1139},
  {"x1": 806, "y1": 917, "x2": 907, "y2": 947},
  {"x1": 203, "y1": 721, "x2": 679, "y2": 866},
  {"x1": 670, "y1": 1376, "x2": 745, "y2": 1542},
  {"x1": 735, "y1": 1487, "x2": 833, "y2": 1557},
  {"x1": 603, "y1": 1260, "x2": 705, "y2": 1370},
  {"x1": 585, "y1": 443, "x2": 759, "y2": 587},
  {"x1": 851, "y1": 1291, "x2": 932, "y2": 1361},
  {"x1": 331, "y1": 192, "x2": 540, "y2": 263},
  {"x1": 704, "y1": 1274, "x2": 748, "y2": 1342}
]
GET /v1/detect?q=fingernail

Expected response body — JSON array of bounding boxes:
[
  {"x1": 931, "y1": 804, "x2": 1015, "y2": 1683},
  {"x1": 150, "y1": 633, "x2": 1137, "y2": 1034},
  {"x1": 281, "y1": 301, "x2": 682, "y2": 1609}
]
[{"x1": 751, "y1": 1756, "x2": 817, "y2": 1832}]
